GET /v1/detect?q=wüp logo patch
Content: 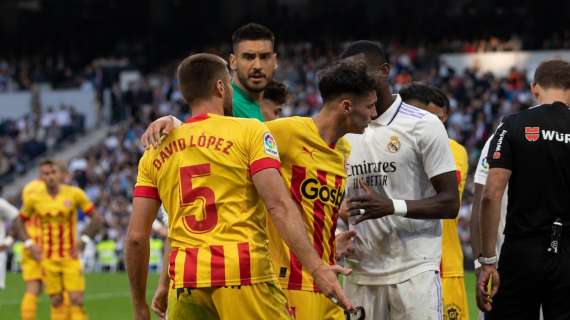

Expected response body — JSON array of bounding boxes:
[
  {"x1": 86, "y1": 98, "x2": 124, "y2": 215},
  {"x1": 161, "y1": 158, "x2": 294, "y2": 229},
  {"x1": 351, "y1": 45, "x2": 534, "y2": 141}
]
[
  {"x1": 525, "y1": 127, "x2": 540, "y2": 142},
  {"x1": 263, "y1": 132, "x2": 279, "y2": 157}
]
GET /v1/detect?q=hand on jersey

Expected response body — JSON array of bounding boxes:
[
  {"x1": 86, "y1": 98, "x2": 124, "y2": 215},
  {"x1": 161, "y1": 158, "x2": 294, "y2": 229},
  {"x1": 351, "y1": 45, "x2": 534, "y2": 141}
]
[
  {"x1": 347, "y1": 178, "x2": 394, "y2": 224},
  {"x1": 140, "y1": 116, "x2": 177, "y2": 149},
  {"x1": 476, "y1": 264, "x2": 500, "y2": 312},
  {"x1": 335, "y1": 230, "x2": 356, "y2": 259},
  {"x1": 151, "y1": 283, "x2": 168, "y2": 320}
]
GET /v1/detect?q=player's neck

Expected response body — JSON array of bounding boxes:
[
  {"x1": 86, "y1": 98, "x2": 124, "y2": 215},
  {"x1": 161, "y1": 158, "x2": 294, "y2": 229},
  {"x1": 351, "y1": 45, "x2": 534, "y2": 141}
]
[
  {"x1": 233, "y1": 76, "x2": 263, "y2": 102},
  {"x1": 376, "y1": 89, "x2": 396, "y2": 116},
  {"x1": 47, "y1": 185, "x2": 60, "y2": 197},
  {"x1": 190, "y1": 101, "x2": 224, "y2": 117},
  {"x1": 537, "y1": 89, "x2": 570, "y2": 107},
  {"x1": 313, "y1": 111, "x2": 344, "y2": 146}
]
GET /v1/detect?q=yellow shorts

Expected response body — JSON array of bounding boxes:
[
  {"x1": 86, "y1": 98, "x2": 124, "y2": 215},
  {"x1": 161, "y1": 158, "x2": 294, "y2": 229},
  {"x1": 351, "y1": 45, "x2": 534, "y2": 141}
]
[
  {"x1": 41, "y1": 258, "x2": 85, "y2": 295},
  {"x1": 442, "y1": 276, "x2": 470, "y2": 320},
  {"x1": 21, "y1": 249, "x2": 42, "y2": 282},
  {"x1": 168, "y1": 281, "x2": 292, "y2": 320},
  {"x1": 285, "y1": 289, "x2": 344, "y2": 320}
]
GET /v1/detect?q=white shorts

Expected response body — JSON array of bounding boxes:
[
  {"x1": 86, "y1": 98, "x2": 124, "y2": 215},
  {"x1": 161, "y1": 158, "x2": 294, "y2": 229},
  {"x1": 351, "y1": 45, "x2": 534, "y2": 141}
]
[{"x1": 344, "y1": 270, "x2": 442, "y2": 320}]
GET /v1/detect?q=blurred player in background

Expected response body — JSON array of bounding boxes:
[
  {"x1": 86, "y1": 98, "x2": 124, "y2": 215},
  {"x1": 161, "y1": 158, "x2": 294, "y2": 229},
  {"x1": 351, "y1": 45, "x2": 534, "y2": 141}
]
[
  {"x1": 261, "y1": 80, "x2": 288, "y2": 121},
  {"x1": 0, "y1": 186, "x2": 19, "y2": 290},
  {"x1": 17, "y1": 159, "x2": 102, "y2": 320},
  {"x1": 126, "y1": 53, "x2": 352, "y2": 320},
  {"x1": 19, "y1": 160, "x2": 72, "y2": 320},
  {"x1": 400, "y1": 83, "x2": 470, "y2": 320}
]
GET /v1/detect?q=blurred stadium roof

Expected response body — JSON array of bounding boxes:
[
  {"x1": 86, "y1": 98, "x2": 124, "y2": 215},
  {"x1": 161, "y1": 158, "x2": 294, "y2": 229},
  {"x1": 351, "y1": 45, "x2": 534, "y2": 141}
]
[{"x1": 1, "y1": 0, "x2": 569, "y2": 61}]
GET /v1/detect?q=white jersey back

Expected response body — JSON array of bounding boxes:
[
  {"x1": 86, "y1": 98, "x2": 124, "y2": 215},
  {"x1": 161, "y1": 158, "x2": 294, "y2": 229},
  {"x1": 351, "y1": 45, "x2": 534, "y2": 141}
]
[
  {"x1": 344, "y1": 95, "x2": 456, "y2": 285},
  {"x1": 474, "y1": 135, "x2": 508, "y2": 257}
]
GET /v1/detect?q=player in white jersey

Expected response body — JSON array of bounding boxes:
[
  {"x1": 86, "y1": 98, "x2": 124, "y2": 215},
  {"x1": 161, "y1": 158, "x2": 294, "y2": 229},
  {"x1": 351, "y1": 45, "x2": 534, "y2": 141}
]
[
  {"x1": 0, "y1": 191, "x2": 19, "y2": 289},
  {"x1": 470, "y1": 135, "x2": 508, "y2": 320},
  {"x1": 337, "y1": 41, "x2": 459, "y2": 319}
]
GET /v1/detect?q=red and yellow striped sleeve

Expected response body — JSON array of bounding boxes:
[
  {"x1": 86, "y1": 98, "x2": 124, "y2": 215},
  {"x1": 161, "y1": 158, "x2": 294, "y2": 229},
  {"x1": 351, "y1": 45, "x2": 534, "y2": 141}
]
[{"x1": 133, "y1": 151, "x2": 161, "y2": 201}]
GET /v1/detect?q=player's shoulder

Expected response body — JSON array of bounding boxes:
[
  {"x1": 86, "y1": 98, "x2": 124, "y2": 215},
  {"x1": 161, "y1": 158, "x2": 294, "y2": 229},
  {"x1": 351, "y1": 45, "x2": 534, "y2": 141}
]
[
  {"x1": 23, "y1": 179, "x2": 44, "y2": 194},
  {"x1": 62, "y1": 184, "x2": 84, "y2": 196},
  {"x1": 266, "y1": 116, "x2": 305, "y2": 130},
  {"x1": 336, "y1": 136, "x2": 351, "y2": 156},
  {"x1": 449, "y1": 139, "x2": 467, "y2": 154},
  {"x1": 398, "y1": 102, "x2": 433, "y2": 122}
]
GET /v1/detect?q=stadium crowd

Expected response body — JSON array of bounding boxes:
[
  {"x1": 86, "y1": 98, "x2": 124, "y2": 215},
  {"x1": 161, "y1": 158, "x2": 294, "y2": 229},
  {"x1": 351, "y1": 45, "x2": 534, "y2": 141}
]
[{"x1": 0, "y1": 105, "x2": 86, "y2": 182}]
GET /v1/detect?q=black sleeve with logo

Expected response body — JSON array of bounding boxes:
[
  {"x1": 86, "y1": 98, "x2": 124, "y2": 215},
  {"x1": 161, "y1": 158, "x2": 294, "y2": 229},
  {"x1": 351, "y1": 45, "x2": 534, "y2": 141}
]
[
  {"x1": 485, "y1": 102, "x2": 570, "y2": 236},
  {"x1": 487, "y1": 117, "x2": 514, "y2": 170}
]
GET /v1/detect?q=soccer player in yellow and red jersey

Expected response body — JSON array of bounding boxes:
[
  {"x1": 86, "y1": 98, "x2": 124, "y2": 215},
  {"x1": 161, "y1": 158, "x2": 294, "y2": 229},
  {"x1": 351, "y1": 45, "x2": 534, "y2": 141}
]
[
  {"x1": 265, "y1": 61, "x2": 377, "y2": 320},
  {"x1": 16, "y1": 159, "x2": 102, "y2": 320},
  {"x1": 126, "y1": 53, "x2": 353, "y2": 320},
  {"x1": 400, "y1": 83, "x2": 470, "y2": 320},
  {"x1": 19, "y1": 160, "x2": 72, "y2": 320}
]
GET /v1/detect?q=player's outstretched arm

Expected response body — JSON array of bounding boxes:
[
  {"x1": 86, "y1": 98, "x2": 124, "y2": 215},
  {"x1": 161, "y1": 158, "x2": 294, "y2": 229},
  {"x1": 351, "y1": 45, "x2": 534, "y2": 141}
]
[
  {"x1": 79, "y1": 209, "x2": 103, "y2": 251},
  {"x1": 140, "y1": 115, "x2": 182, "y2": 149},
  {"x1": 126, "y1": 197, "x2": 161, "y2": 320},
  {"x1": 348, "y1": 172, "x2": 459, "y2": 223},
  {"x1": 252, "y1": 168, "x2": 354, "y2": 311}
]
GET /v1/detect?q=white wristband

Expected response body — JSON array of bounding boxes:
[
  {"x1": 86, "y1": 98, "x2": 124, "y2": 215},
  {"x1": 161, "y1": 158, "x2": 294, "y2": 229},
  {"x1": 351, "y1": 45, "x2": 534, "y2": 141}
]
[
  {"x1": 392, "y1": 199, "x2": 407, "y2": 217},
  {"x1": 80, "y1": 235, "x2": 92, "y2": 244},
  {"x1": 474, "y1": 259, "x2": 482, "y2": 269},
  {"x1": 2, "y1": 236, "x2": 14, "y2": 247},
  {"x1": 24, "y1": 239, "x2": 34, "y2": 248}
]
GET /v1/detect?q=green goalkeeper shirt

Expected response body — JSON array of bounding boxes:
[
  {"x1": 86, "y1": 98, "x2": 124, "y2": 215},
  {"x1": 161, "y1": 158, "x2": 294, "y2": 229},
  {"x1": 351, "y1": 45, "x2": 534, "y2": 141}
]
[{"x1": 231, "y1": 81, "x2": 265, "y2": 122}]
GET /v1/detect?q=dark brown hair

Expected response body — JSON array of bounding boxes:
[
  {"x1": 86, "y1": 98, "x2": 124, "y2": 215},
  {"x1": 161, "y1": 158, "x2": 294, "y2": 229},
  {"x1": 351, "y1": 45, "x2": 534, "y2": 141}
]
[
  {"x1": 533, "y1": 59, "x2": 570, "y2": 90},
  {"x1": 176, "y1": 53, "x2": 228, "y2": 105}
]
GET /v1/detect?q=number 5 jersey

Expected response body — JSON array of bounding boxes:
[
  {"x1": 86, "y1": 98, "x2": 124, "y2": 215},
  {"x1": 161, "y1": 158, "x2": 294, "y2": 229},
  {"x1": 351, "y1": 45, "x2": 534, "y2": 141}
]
[{"x1": 134, "y1": 113, "x2": 281, "y2": 289}]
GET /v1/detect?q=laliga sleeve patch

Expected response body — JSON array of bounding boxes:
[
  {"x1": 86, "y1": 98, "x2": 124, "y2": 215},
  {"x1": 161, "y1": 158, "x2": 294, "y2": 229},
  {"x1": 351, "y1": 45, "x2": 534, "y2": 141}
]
[{"x1": 263, "y1": 132, "x2": 279, "y2": 157}]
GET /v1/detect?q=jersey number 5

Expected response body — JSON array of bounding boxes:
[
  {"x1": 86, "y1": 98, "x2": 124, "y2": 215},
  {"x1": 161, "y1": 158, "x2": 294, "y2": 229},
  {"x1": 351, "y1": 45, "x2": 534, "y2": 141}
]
[{"x1": 179, "y1": 164, "x2": 218, "y2": 233}]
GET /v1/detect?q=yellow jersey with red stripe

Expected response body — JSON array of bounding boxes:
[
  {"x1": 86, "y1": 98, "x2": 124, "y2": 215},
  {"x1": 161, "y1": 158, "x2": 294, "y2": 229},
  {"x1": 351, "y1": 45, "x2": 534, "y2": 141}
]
[
  {"x1": 134, "y1": 113, "x2": 281, "y2": 289},
  {"x1": 21, "y1": 179, "x2": 45, "y2": 247},
  {"x1": 20, "y1": 184, "x2": 95, "y2": 260},
  {"x1": 441, "y1": 139, "x2": 469, "y2": 277},
  {"x1": 266, "y1": 117, "x2": 350, "y2": 292}
]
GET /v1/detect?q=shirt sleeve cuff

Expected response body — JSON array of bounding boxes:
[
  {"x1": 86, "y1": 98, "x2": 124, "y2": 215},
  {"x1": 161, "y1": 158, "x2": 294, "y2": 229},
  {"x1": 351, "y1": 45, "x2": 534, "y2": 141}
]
[
  {"x1": 250, "y1": 158, "x2": 281, "y2": 176},
  {"x1": 84, "y1": 205, "x2": 95, "y2": 216},
  {"x1": 133, "y1": 186, "x2": 161, "y2": 201},
  {"x1": 19, "y1": 212, "x2": 30, "y2": 222}
]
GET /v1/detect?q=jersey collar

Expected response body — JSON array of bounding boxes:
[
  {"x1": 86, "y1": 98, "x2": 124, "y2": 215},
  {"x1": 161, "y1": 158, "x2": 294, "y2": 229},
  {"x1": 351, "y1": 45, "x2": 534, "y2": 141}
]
[
  {"x1": 371, "y1": 94, "x2": 402, "y2": 126},
  {"x1": 185, "y1": 113, "x2": 210, "y2": 123}
]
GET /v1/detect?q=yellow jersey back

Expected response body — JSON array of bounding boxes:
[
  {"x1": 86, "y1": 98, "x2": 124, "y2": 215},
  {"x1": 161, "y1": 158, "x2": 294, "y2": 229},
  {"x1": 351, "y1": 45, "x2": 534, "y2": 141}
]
[{"x1": 134, "y1": 113, "x2": 281, "y2": 288}]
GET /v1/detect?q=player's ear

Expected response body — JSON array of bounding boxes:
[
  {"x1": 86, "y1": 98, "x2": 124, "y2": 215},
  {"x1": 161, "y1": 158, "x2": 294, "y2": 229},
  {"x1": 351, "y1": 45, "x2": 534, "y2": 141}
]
[
  {"x1": 273, "y1": 53, "x2": 278, "y2": 70},
  {"x1": 341, "y1": 99, "x2": 352, "y2": 113},
  {"x1": 380, "y1": 62, "x2": 390, "y2": 77},
  {"x1": 530, "y1": 82, "x2": 540, "y2": 100},
  {"x1": 215, "y1": 79, "x2": 225, "y2": 97},
  {"x1": 229, "y1": 53, "x2": 237, "y2": 71}
]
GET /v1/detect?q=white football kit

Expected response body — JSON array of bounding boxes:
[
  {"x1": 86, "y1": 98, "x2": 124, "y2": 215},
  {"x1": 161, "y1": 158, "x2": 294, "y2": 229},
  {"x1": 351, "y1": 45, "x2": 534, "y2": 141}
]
[
  {"x1": 0, "y1": 198, "x2": 19, "y2": 289},
  {"x1": 343, "y1": 95, "x2": 456, "y2": 319},
  {"x1": 474, "y1": 134, "x2": 508, "y2": 257}
]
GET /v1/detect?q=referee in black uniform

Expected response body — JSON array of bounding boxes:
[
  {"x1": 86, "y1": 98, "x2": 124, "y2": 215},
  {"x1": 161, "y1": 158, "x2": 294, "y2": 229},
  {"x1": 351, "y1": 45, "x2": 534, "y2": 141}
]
[{"x1": 477, "y1": 59, "x2": 570, "y2": 320}]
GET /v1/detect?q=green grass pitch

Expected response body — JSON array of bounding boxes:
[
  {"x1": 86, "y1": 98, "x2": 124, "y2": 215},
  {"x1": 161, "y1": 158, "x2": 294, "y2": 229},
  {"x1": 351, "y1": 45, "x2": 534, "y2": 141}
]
[{"x1": 0, "y1": 272, "x2": 479, "y2": 319}]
